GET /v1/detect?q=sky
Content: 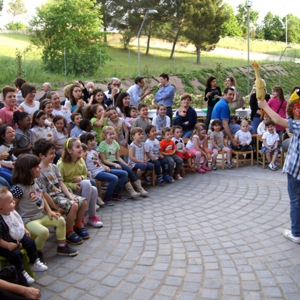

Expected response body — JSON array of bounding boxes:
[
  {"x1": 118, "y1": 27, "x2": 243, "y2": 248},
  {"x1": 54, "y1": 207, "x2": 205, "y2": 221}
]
[{"x1": 0, "y1": 0, "x2": 300, "y2": 28}]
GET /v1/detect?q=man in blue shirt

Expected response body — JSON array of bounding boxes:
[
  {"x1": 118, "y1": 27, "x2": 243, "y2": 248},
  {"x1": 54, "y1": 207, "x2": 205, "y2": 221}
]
[
  {"x1": 127, "y1": 76, "x2": 152, "y2": 107},
  {"x1": 212, "y1": 87, "x2": 239, "y2": 147},
  {"x1": 154, "y1": 73, "x2": 175, "y2": 122}
]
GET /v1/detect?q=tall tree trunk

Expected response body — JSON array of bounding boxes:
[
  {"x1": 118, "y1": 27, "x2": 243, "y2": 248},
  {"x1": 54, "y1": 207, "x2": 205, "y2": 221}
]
[
  {"x1": 145, "y1": 23, "x2": 152, "y2": 55},
  {"x1": 104, "y1": 26, "x2": 107, "y2": 43},
  {"x1": 196, "y1": 46, "x2": 201, "y2": 64},
  {"x1": 169, "y1": 24, "x2": 182, "y2": 59}
]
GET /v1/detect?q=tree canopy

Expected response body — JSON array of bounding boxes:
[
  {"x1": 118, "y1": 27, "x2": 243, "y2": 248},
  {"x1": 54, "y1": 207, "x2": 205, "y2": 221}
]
[
  {"x1": 29, "y1": 0, "x2": 107, "y2": 76},
  {"x1": 7, "y1": 0, "x2": 27, "y2": 21}
]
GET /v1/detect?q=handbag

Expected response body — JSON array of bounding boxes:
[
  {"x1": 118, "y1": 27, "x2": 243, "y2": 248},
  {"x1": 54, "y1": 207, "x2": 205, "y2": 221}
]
[
  {"x1": 231, "y1": 91, "x2": 245, "y2": 110},
  {"x1": 0, "y1": 265, "x2": 19, "y2": 284}
]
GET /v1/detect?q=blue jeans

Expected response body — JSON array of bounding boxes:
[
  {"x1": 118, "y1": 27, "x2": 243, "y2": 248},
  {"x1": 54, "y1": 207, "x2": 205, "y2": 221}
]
[
  {"x1": 132, "y1": 162, "x2": 154, "y2": 172},
  {"x1": 166, "y1": 106, "x2": 173, "y2": 125},
  {"x1": 288, "y1": 174, "x2": 300, "y2": 237},
  {"x1": 0, "y1": 168, "x2": 13, "y2": 186},
  {"x1": 205, "y1": 106, "x2": 213, "y2": 130},
  {"x1": 149, "y1": 158, "x2": 168, "y2": 176},
  {"x1": 110, "y1": 161, "x2": 138, "y2": 182},
  {"x1": 182, "y1": 130, "x2": 193, "y2": 138},
  {"x1": 94, "y1": 169, "x2": 127, "y2": 198},
  {"x1": 251, "y1": 116, "x2": 261, "y2": 134},
  {"x1": 0, "y1": 176, "x2": 11, "y2": 188}
]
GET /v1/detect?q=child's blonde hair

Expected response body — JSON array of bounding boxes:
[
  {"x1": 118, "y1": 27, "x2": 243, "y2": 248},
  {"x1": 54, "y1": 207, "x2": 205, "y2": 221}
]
[
  {"x1": 190, "y1": 123, "x2": 206, "y2": 140},
  {"x1": 102, "y1": 126, "x2": 116, "y2": 140},
  {"x1": 61, "y1": 137, "x2": 80, "y2": 163}
]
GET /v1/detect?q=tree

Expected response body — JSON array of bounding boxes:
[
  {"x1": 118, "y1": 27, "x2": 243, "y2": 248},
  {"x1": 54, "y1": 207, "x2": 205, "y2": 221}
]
[
  {"x1": 183, "y1": 0, "x2": 228, "y2": 64},
  {"x1": 261, "y1": 12, "x2": 284, "y2": 41},
  {"x1": 0, "y1": 0, "x2": 3, "y2": 14},
  {"x1": 7, "y1": 0, "x2": 27, "y2": 21},
  {"x1": 220, "y1": 3, "x2": 243, "y2": 37},
  {"x1": 283, "y1": 14, "x2": 300, "y2": 44},
  {"x1": 29, "y1": 0, "x2": 107, "y2": 76},
  {"x1": 95, "y1": 0, "x2": 113, "y2": 43},
  {"x1": 235, "y1": 0, "x2": 259, "y2": 38}
]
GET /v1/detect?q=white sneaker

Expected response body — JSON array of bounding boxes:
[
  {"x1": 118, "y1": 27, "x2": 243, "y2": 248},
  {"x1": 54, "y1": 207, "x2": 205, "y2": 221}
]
[
  {"x1": 95, "y1": 204, "x2": 100, "y2": 211},
  {"x1": 283, "y1": 229, "x2": 300, "y2": 244},
  {"x1": 97, "y1": 197, "x2": 105, "y2": 206},
  {"x1": 268, "y1": 163, "x2": 276, "y2": 171},
  {"x1": 88, "y1": 215, "x2": 103, "y2": 228},
  {"x1": 30, "y1": 258, "x2": 48, "y2": 272},
  {"x1": 22, "y1": 270, "x2": 34, "y2": 285}
]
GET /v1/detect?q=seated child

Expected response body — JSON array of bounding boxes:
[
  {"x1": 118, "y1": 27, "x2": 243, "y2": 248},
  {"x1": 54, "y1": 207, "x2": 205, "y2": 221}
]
[
  {"x1": 128, "y1": 127, "x2": 154, "y2": 187},
  {"x1": 125, "y1": 105, "x2": 138, "y2": 128},
  {"x1": 30, "y1": 110, "x2": 53, "y2": 145},
  {"x1": 0, "y1": 86, "x2": 19, "y2": 128},
  {"x1": 131, "y1": 103, "x2": 152, "y2": 142},
  {"x1": 262, "y1": 120, "x2": 280, "y2": 171},
  {"x1": 70, "y1": 113, "x2": 84, "y2": 138},
  {"x1": 144, "y1": 125, "x2": 172, "y2": 184},
  {"x1": 159, "y1": 127, "x2": 183, "y2": 180},
  {"x1": 172, "y1": 125, "x2": 193, "y2": 173},
  {"x1": 11, "y1": 154, "x2": 78, "y2": 262},
  {"x1": 79, "y1": 119, "x2": 97, "y2": 138},
  {"x1": 257, "y1": 113, "x2": 274, "y2": 135},
  {"x1": 152, "y1": 104, "x2": 171, "y2": 141},
  {"x1": 52, "y1": 116, "x2": 68, "y2": 157},
  {"x1": 210, "y1": 119, "x2": 233, "y2": 170},
  {"x1": 0, "y1": 187, "x2": 48, "y2": 285},
  {"x1": 32, "y1": 139, "x2": 90, "y2": 245},
  {"x1": 80, "y1": 133, "x2": 128, "y2": 206},
  {"x1": 233, "y1": 120, "x2": 252, "y2": 151}
]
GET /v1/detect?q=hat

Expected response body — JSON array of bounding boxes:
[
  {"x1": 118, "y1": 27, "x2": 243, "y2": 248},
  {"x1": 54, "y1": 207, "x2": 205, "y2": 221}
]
[{"x1": 290, "y1": 89, "x2": 300, "y2": 102}]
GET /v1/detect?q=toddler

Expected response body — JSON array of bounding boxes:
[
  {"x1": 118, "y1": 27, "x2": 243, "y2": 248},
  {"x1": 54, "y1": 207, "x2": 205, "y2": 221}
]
[
  {"x1": 234, "y1": 120, "x2": 252, "y2": 151},
  {"x1": 210, "y1": 119, "x2": 233, "y2": 170},
  {"x1": 261, "y1": 120, "x2": 280, "y2": 171},
  {"x1": 173, "y1": 107, "x2": 187, "y2": 127}
]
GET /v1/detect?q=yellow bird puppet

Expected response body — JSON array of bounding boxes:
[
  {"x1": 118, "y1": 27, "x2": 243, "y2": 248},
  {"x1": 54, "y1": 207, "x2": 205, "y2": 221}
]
[{"x1": 252, "y1": 61, "x2": 266, "y2": 101}]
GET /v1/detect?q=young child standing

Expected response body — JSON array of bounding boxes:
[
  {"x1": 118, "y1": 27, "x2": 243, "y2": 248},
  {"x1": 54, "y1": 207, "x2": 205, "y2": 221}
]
[
  {"x1": 144, "y1": 125, "x2": 172, "y2": 184},
  {"x1": 172, "y1": 125, "x2": 193, "y2": 173},
  {"x1": 80, "y1": 133, "x2": 127, "y2": 206},
  {"x1": 234, "y1": 120, "x2": 252, "y2": 151},
  {"x1": 70, "y1": 113, "x2": 84, "y2": 138},
  {"x1": 106, "y1": 107, "x2": 128, "y2": 149},
  {"x1": 185, "y1": 123, "x2": 212, "y2": 173},
  {"x1": 0, "y1": 187, "x2": 48, "y2": 285},
  {"x1": 11, "y1": 154, "x2": 78, "y2": 260},
  {"x1": 0, "y1": 86, "x2": 19, "y2": 128},
  {"x1": 152, "y1": 104, "x2": 171, "y2": 140},
  {"x1": 210, "y1": 119, "x2": 233, "y2": 170},
  {"x1": 13, "y1": 111, "x2": 32, "y2": 156},
  {"x1": 131, "y1": 103, "x2": 152, "y2": 142},
  {"x1": 30, "y1": 110, "x2": 53, "y2": 145},
  {"x1": 261, "y1": 120, "x2": 280, "y2": 171},
  {"x1": 128, "y1": 127, "x2": 154, "y2": 186},
  {"x1": 57, "y1": 138, "x2": 103, "y2": 227},
  {"x1": 33, "y1": 139, "x2": 89, "y2": 244},
  {"x1": 160, "y1": 127, "x2": 183, "y2": 179},
  {"x1": 98, "y1": 126, "x2": 143, "y2": 198}
]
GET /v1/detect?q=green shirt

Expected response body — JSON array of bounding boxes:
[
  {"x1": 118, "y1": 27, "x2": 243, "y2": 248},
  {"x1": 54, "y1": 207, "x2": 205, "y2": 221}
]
[
  {"x1": 98, "y1": 140, "x2": 120, "y2": 163},
  {"x1": 91, "y1": 117, "x2": 103, "y2": 143}
]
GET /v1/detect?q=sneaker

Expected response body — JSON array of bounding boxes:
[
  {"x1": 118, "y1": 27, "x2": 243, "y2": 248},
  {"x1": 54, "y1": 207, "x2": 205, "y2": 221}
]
[
  {"x1": 174, "y1": 174, "x2": 183, "y2": 180},
  {"x1": 283, "y1": 229, "x2": 300, "y2": 244},
  {"x1": 38, "y1": 250, "x2": 46, "y2": 264},
  {"x1": 74, "y1": 227, "x2": 90, "y2": 239},
  {"x1": 142, "y1": 175, "x2": 152, "y2": 185},
  {"x1": 30, "y1": 258, "x2": 48, "y2": 272},
  {"x1": 197, "y1": 168, "x2": 206, "y2": 173},
  {"x1": 202, "y1": 165, "x2": 212, "y2": 171},
  {"x1": 57, "y1": 244, "x2": 78, "y2": 257},
  {"x1": 66, "y1": 231, "x2": 83, "y2": 245},
  {"x1": 22, "y1": 270, "x2": 34, "y2": 285},
  {"x1": 104, "y1": 198, "x2": 115, "y2": 206},
  {"x1": 112, "y1": 193, "x2": 128, "y2": 201},
  {"x1": 180, "y1": 168, "x2": 186, "y2": 176},
  {"x1": 272, "y1": 163, "x2": 278, "y2": 170},
  {"x1": 212, "y1": 165, "x2": 217, "y2": 171},
  {"x1": 225, "y1": 162, "x2": 233, "y2": 169},
  {"x1": 88, "y1": 215, "x2": 103, "y2": 228},
  {"x1": 268, "y1": 163, "x2": 276, "y2": 171},
  {"x1": 95, "y1": 204, "x2": 100, "y2": 211},
  {"x1": 97, "y1": 197, "x2": 105, "y2": 207},
  {"x1": 163, "y1": 175, "x2": 174, "y2": 183},
  {"x1": 157, "y1": 176, "x2": 165, "y2": 185}
]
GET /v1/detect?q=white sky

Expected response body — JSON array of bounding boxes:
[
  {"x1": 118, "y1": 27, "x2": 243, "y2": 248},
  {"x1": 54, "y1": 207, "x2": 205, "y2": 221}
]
[{"x1": 0, "y1": 0, "x2": 299, "y2": 28}]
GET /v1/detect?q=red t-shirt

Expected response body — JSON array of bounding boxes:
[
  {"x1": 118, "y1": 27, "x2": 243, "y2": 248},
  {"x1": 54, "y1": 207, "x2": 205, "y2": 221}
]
[{"x1": 160, "y1": 139, "x2": 175, "y2": 154}]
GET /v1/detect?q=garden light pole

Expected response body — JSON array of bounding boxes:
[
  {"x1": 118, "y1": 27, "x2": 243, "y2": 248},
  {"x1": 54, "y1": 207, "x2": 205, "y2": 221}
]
[
  {"x1": 279, "y1": 46, "x2": 292, "y2": 85},
  {"x1": 138, "y1": 9, "x2": 158, "y2": 76},
  {"x1": 247, "y1": 0, "x2": 252, "y2": 95}
]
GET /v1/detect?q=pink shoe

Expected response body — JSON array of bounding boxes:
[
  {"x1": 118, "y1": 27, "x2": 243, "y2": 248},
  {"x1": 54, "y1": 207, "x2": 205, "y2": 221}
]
[
  {"x1": 197, "y1": 168, "x2": 206, "y2": 173},
  {"x1": 202, "y1": 165, "x2": 212, "y2": 171}
]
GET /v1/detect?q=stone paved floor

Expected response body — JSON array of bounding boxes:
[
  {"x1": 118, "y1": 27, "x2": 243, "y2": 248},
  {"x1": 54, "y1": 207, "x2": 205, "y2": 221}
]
[{"x1": 35, "y1": 165, "x2": 300, "y2": 300}]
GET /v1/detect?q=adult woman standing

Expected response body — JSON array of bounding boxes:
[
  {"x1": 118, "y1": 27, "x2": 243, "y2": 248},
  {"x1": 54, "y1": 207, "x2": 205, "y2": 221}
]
[
  {"x1": 268, "y1": 86, "x2": 287, "y2": 138},
  {"x1": 204, "y1": 76, "x2": 222, "y2": 129}
]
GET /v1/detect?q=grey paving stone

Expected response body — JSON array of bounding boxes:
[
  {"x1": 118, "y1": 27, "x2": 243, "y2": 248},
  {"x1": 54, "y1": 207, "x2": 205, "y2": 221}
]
[{"x1": 132, "y1": 288, "x2": 155, "y2": 300}]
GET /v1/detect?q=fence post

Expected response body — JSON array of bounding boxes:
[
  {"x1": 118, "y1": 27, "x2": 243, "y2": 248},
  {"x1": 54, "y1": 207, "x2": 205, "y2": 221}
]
[
  {"x1": 23, "y1": 48, "x2": 27, "y2": 78},
  {"x1": 128, "y1": 48, "x2": 131, "y2": 77},
  {"x1": 64, "y1": 47, "x2": 67, "y2": 81}
]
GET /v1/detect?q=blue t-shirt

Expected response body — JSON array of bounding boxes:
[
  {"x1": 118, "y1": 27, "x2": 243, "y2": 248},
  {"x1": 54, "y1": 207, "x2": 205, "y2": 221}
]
[{"x1": 211, "y1": 98, "x2": 231, "y2": 124}]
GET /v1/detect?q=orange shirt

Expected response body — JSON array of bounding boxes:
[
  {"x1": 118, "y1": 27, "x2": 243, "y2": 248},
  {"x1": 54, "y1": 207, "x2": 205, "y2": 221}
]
[{"x1": 160, "y1": 139, "x2": 175, "y2": 154}]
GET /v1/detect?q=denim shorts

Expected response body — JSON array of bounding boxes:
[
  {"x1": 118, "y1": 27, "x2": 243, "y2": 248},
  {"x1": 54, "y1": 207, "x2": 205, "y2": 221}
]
[{"x1": 261, "y1": 146, "x2": 280, "y2": 154}]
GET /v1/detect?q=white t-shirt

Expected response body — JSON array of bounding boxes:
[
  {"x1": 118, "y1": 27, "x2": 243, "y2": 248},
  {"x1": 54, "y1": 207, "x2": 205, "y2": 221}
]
[
  {"x1": 144, "y1": 139, "x2": 160, "y2": 160},
  {"x1": 262, "y1": 131, "x2": 280, "y2": 147},
  {"x1": 52, "y1": 107, "x2": 72, "y2": 124},
  {"x1": 86, "y1": 150, "x2": 105, "y2": 178},
  {"x1": 19, "y1": 101, "x2": 40, "y2": 117}
]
